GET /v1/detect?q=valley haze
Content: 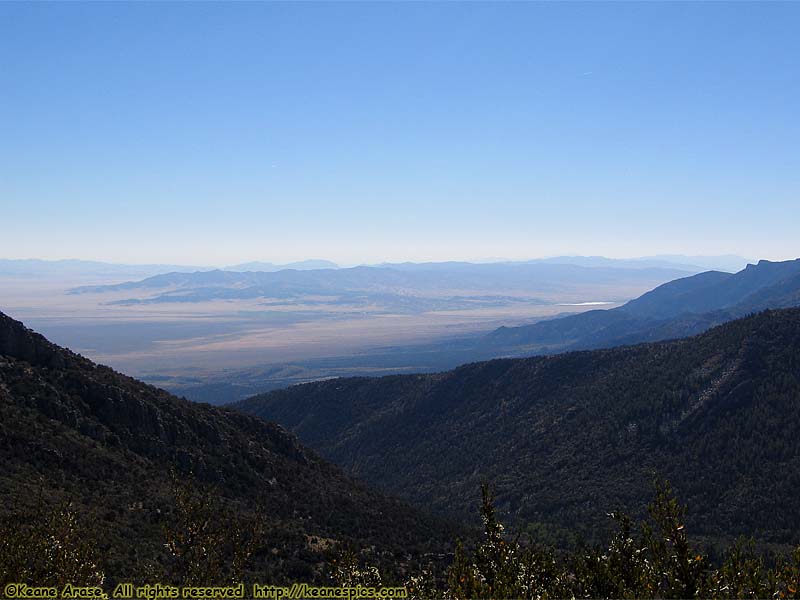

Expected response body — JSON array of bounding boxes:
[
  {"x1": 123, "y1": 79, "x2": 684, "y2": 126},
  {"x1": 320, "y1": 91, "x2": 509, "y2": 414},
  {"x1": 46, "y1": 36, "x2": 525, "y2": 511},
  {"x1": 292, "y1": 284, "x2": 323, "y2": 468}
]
[{"x1": 0, "y1": 255, "x2": 750, "y2": 402}]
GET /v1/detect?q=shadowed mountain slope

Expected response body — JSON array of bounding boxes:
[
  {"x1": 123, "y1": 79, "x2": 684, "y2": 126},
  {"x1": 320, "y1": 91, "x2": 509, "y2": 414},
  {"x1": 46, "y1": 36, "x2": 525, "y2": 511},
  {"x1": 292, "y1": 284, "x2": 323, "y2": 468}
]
[
  {"x1": 236, "y1": 308, "x2": 800, "y2": 547},
  {"x1": 487, "y1": 258, "x2": 800, "y2": 353},
  {"x1": 0, "y1": 310, "x2": 453, "y2": 581}
]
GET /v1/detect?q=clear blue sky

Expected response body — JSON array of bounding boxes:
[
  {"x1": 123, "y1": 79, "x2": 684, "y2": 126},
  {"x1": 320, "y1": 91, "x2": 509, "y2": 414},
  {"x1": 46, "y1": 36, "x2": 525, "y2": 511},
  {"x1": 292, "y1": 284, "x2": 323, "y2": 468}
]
[{"x1": 1, "y1": 2, "x2": 798, "y2": 265}]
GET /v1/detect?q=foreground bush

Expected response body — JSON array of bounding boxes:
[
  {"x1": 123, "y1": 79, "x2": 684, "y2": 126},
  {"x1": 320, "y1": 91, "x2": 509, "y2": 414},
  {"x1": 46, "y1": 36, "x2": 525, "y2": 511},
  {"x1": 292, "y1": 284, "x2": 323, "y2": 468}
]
[
  {"x1": 397, "y1": 480, "x2": 800, "y2": 599},
  {"x1": 2, "y1": 479, "x2": 798, "y2": 598},
  {"x1": 0, "y1": 496, "x2": 105, "y2": 587},
  {"x1": 0, "y1": 476, "x2": 263, "y2": 589}
]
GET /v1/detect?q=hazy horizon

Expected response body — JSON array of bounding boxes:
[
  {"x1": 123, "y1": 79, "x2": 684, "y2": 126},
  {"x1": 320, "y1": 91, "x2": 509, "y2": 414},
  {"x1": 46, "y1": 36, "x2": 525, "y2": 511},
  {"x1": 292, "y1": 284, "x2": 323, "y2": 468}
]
[{"x1": 0, "y1": 252, "x2": 778, "y2": 270}]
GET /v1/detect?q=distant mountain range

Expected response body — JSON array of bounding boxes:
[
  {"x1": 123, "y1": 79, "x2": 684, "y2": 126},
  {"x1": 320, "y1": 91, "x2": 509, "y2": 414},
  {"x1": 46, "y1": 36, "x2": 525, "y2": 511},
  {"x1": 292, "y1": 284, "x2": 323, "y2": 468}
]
[
  {"x1": 632, "y1": 254, "x2": 752, "y2": 273},
  {"x1": 152, "y1": 258, "x2": 800, "y2": 405},
  {"x1": 0, "y1": 310, "x2": 453, "y2": 581},
  {"x1": 371, "y1": 255, "x2": 751, "y2": 273},
  {"x1": 486, "y1": 258, "x2": 800, "y2": 354},
  {"x1": 224, "y1": 259, "x2": 339, "y2": 272},
  {"x1": 0, "y1": 255, "x2": 754, "y2": 288},
  {"x1": 0, "y1": 258, "x2": 339, "y2": 281},
  {"x1": 0, "y1": 258, "x2": 206, "y2": 281},
  {"x1": 67, "y1": 262, "x2": 696, "y2": 308},
  {"x1": 235, "y1": 307, "x2": 800, "y2": 547}
]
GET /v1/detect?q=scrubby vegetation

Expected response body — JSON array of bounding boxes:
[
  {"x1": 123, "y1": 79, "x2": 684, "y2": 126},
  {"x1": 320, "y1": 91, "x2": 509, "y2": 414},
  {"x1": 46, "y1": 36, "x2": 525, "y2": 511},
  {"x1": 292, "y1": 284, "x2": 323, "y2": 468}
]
[
  {"x1": 3, "y1": 480, "x2": 798, "y2": 598},
  {"x1": 0, "y1": 477, "x2": 262, "y2": 588},
  {"x1": 337, "y1": 482, "x2": 800, "y2": 599},
  {"x1": 0, "y1": 495, "x2": 105, "y2": 588}
]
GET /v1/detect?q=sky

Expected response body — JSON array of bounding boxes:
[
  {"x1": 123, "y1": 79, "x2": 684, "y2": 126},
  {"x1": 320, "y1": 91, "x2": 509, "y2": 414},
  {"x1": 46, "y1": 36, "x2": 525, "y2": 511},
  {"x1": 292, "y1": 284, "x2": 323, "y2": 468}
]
[{"x1": 1, "y1": 2, "x2": 798, "y2": 266}]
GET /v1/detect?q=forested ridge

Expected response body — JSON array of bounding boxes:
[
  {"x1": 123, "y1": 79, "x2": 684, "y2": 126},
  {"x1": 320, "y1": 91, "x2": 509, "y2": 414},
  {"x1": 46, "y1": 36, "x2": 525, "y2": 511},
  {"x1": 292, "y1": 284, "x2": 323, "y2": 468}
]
[{"x1": 237, "y1": 308, "x2": 800, "y2": 548}]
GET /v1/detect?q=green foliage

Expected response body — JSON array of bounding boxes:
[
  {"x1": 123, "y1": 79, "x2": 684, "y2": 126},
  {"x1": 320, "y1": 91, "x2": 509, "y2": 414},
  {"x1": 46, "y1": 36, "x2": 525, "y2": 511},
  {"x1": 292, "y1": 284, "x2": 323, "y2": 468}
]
[
  {"x1": 443, "y1": 484, "x2": 572, "y2": 599},
  {"x1": 329, "y1": 550, "x2": 383, "y2": 588},
  {"x1": 0, "y1": 493, "x2": 105, "y2": 587},
  {"x1": 349, "y1": 481, "x2": 800, "y2": 599},
  {"x1": 160, "y1": 473, "x2": 264, "y2": 585},
  {"x1": 640, "y1": 479, "x2": 708, "y2": 597}
]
